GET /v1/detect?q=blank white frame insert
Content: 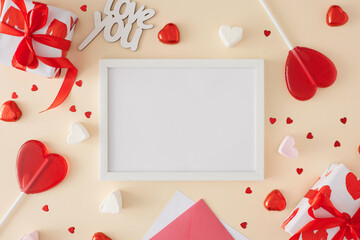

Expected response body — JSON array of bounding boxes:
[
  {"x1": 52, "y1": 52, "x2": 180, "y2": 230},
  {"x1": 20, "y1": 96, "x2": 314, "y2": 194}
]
[{"x1": 100, "y1": 59, "x2": 264, "y2": 181}]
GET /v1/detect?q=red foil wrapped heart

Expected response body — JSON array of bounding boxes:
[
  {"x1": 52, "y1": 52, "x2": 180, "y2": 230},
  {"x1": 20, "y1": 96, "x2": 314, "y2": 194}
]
[
  {"x1": 92, "y1": 232, "x2": 112, "y2": 240},
  {"x1": 158, "y1": 23, "x2": 180, "y2": 44},
  {"x1": 0, "y1": 100, "x2": 22, "y2": 122},
  {"x1": 264, "y1": 189, "x2": 286, "y2": 211},
  {"x1": 17, "y1": 140, "x2": 68, "y2": 194},
  {"x1": 327, "y1": 5, "x2": 348, "y2": 27}
]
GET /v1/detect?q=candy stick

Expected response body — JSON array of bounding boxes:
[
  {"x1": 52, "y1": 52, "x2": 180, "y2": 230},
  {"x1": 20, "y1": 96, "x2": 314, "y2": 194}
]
[
  {"x1": 259, "y1": 0, "x2": 294, "y2": 50},
  {"x1": 0, "y1": 192, "x2": 25, "y2": 228}
]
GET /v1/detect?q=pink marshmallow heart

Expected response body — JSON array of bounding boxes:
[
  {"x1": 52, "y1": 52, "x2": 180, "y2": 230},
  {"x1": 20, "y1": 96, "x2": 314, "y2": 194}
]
[
  {"x1": 19, "y1": 231, "x2": 39, "y2": 240},
  {"x1": 278, "y1": 135, "x2": 298, "y2": 159}
]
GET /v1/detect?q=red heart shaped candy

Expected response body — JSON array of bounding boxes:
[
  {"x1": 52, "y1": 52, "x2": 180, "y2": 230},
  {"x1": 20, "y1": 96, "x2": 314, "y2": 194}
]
[
  {"x1": 286, "y1": 47, "x2": 337, "y2": 101},
  {"x1": 92, "y1": 232, "x2": 112, "y2": 240},
  {"x1": 0, "y1": 100, "x2": 22, "y2": 122},
  {"x1": 327, "y1": 5, "x2": 348, "y2": 27},
  {"x1": 264, "y1": 189, "x2": 286, "y2": 211},
  {"x1": 17, "y1": 140, "x2": 68, "y2": 194},
  {"x1": 158, "y1": 23, "x2": 180, "y2": 44}
]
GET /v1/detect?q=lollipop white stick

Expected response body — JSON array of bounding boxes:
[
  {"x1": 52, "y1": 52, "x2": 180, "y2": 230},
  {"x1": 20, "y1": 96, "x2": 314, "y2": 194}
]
[
  {"x1": 0, "y1": 192, "x2": 26, "y2": 228},
  {"x1": 259, "y1": 0, "x2": 294, "y2": 50}
]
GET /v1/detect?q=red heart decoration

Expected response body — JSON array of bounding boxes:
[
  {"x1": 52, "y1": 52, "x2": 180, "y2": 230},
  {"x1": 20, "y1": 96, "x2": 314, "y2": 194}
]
[
  {"x1": 334, "y1": 140, "x2": 341, "y2": 147},
  {"x1": 80, "y1": 5, "x2": 87, "y2": 12},
  {"x1": 17, "y1": 140, "x2": 68, "y2": 194},
  {"x1": 296, "y1": 168, "x2": 303, "y2": 175},
  {"x1": 327, "y1": 5, "x2": 348, "y2": 27},
  {"x1": 346, "y1": 172, "x2": 360, "y2": 200},
  {"x1": 264, "y1": 189, "x2": 286, "y2": 211},
  {"x1": 286, "y1": 117, "x2": 293, "y2": 124},
  {"x1": 69, "y1": 105, "x2": 76, "y2": 112},
  {"x1": 281, "y1": 207, "x2": 299, "y2": 230},
  {"x1": 12, "y1": 92, "x2": 18, "y2": 99},
  {"x1": 158, "y1": 23, "x2": 180, "y2": 44},
  {"x1": 245, "y1": 187, "x2": 252, "y2": 194},
  {"x1": 42, "y1": 205, "x2": 49, "y2": 212},
  {"x1": 31, "y1": 84, "x2": 38, "y2": 92},
  {"x1": 76, "y1": 80, "x2": 83, "y2": 87},
  {"x1": 340, "y1": 117, "x2": 347, "y2": 124},
  {"x1": 264, "y1": 30, "x2": 271, "y2": 37},
  {"x1": 307, "y1": 132, "x2": 313, "y2": 139},
  {"x1": 286, "y1": 47, "x2": 337, "y2": 101},
  {"x1": 0, "y1": 100, "x2": 22, "y2": 122},
  {"x1": 240, "y1": 222, "x2": 247, "y2": 229},
  {"x1": 85, "y1": 111, "x2": 92, "y2": 119},
  {"x1": 302, "y1": 229, "x2": 328, "y2": 240},
  {"x1": 92, "y1": 232, "x2": 112, "y2": 240},
  {"x1": 269, "y1": 117, "x2": 276, "y2": 124},
  {"x1": 68, "y1": 227, "x2": 75, "y2": 234}
]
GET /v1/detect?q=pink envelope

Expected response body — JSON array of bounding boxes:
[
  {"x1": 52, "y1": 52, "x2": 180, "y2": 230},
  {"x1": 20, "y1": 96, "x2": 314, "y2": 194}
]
[{"x1": 150, "y1": 199, "x2": 234, "y2": 240}]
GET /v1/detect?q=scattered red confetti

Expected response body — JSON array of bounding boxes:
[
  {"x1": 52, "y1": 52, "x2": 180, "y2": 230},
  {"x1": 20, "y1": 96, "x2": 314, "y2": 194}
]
[
  {"x1": 340, "y1": 117, "x2": 347, "y2": 124},
  {"x1": 296, "y1": 168, "x2": 303, "y2": 175},
  {"x1": 68, "y1": 227, "x2": 75, "y2": 234},
  {"x1": 264, "y1": 30, "x2": 271, "y2": 37},
  {"x1": 85, "y1": 111, "x2": 92, "y2": 119},
  {"x1": 245, "y1": 187, "x2": 252, "y2": 194},
  {"x1": 306, "y1": 132, "x2": 313, "y2": 139},
  {"x1": 42, "y1": 205, "x2": 49, "y2": 212},
  {"x1": 80, "y1": 5, "x2": 87, "y2": 12},
  {"x1": 75, "y1": 80, "x2": 83, "y2": 87},
  {"x1": 31, "y1": 84, "x2": 38, "y2": 91},
  {"x1": 69, "y1": 105, "x2": 76, "y2": 112},
  {"x1": 269, "y1": 117, "x2": 276, "y2": 124},
  {"x1": 286, "y1": 117, "x2": 293, "y2": 124},
  {"x1": 12, "y1": 92, "x2": 18, "y2": 99},
  {"x1": 334, "y1": 141, "x2": 341, "y2": 147},
  {"x1": 240, "y1": 222, "x2": 247, "y2": 229}
]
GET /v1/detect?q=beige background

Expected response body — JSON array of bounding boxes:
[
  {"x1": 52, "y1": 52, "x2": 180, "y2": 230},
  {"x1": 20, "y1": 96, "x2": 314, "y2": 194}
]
[{"x1": 1, "y1": 0, "x2": 360, "y2": 239}]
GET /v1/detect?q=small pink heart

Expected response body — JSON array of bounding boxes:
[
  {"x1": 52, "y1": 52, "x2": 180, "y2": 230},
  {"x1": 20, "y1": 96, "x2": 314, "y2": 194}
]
[
  {"x1": 20, "y1": 231, "x2": 39, "y2": 240},
  {"x1": 278, "y1": 135, "x2": 298, "y2": 159}
]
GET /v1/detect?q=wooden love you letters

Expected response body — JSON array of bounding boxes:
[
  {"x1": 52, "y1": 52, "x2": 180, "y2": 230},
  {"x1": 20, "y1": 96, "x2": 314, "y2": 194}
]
[{"x1": 79, "y1": 0, "x2": 155, "y2": 51}]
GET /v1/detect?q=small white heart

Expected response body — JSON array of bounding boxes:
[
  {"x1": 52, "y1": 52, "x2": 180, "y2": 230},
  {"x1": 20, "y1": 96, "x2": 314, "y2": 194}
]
[
  {"x1": 278, "y1": 135, "x2": 298, "y2": 159},
  {"x1": 219, "y1": 25, "x2": 243, "y2": 48},
  {"x1": 67, "y1": 122, "x2": 90, "y2": 144},
  {"x1": 99, "y1": 190, "x2": 122, "y2": 214},
  {"x1": 19, "y1": 231, "x2": 39, "y2": 240}
]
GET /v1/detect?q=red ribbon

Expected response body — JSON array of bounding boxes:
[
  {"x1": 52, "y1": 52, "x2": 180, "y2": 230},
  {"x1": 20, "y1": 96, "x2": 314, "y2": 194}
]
[
  {"x1": 290, "y1": 186, "x2": 360, "y2": 240},
  {"x1": 0, "y1": 0, "x2": 77, "y2": 112}
]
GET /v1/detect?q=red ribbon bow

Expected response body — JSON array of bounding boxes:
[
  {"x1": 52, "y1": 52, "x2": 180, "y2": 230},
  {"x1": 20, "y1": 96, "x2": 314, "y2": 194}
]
[
  {"x1": 290, "y1": 185, "x2": 360, "y2": 240},
  {"x1": 0, "y1": 0, "x2": 77, "y2": 112}
]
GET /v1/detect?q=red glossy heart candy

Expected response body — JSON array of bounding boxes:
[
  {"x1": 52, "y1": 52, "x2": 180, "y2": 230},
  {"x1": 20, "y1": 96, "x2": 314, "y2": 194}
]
[
  {"x1": 327, "y1": 5, "x2": 348, "y2": 27},
  {"x1": 17, "y1": 140, "x2": 68, "y2": 194},
  {"x1": 0, "y1": 100, "x2": 22, "y2": 122},
  {"x1": 158, "y1": 23, "x2": 180, "y2": 44},
  {"x1": 264, "y1": 189, "x2": 286, "y2": 211},
  {"x1": 285, "y1": 47, "x2": 337, "y2": 100},
  {"x1": 92, "y1": 232, "x2": 112, "y2": 240}
]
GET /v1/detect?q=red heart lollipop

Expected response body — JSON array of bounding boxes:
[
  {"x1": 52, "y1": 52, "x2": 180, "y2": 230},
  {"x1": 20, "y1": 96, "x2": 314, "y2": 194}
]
[
  {"x1": 327, "y1": 5, "x2": 348, "y2": 27},
  {"x1": 158, "y1": 23, "x2": 180, "y2": 44},
  {"x1": 264, "y1": 189, "x2": 286, "y2": 211},
  {"x1": 93, "y1": 232, "x2": 112, "y2": 240},
  {"x1": 17, "y1": 140, "x2": 68, "y2": 194}
]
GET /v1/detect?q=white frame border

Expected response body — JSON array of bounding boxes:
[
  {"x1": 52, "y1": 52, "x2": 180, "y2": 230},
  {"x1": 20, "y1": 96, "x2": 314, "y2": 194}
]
[{"x1": 99, "y1": 59, "x2": 264, "y2": 181}]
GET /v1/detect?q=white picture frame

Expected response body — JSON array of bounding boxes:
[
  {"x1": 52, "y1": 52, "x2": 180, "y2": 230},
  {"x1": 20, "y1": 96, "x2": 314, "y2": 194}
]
[{"x1": 100, "y1": 59, "x2": 264, "y2": 181}]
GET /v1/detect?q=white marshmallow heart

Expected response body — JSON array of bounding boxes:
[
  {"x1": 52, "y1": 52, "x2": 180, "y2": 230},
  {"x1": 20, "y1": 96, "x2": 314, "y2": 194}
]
[
  {"x1": 67, "y1": 122, "x2": 90, "y2": 144},
  {"x1": 278, "y1": 135, "x2": 298, "y2": 159},
  {"x1": 19, "y1": 231, "x2": 39, "y2": 240},
  {"x1": 99, "y1": 190, "x2": 122, "y2": 214},
  {"x1": 219, "y1": 25, "x2": 243, "y2": 48}
]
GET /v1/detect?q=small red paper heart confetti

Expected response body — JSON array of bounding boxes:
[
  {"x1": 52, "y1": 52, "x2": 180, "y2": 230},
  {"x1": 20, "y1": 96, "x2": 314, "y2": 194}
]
[
  {"x1": 306, "y1": 132, "x2": 313, "y2": 139},
  {"x1": 340, "y1": 117, "x2": 347, "y2": 124},
  {"x1": 12, "y1": 92, "x2": 18, "y2": 99},
  {"x1": 327, "y1": 5, "x2": 348, "y2": 27},
  {"x1": 245, "y1": 187, "x2": 252, "y2": 194},
  {"x1": 296, "y1": 168, "x2": 303, "y2": 175},
  {"x1": 75, "y1": 80, "x2": 83, "y2": 87},
  {"x1": 80, "y1": 5, "x2": 87, "y2": 12},
  {"x1": 264, "y1": 189, "x2": 286, "y2": 211},
  {"x1": 92, "y1": 232, "x2": 112, "y2": 240},
  {"x1": 264, "y1": 30, "x2": 271, "y2": 37},
  {"x1": 334, "y1": 140, "x2": 341, "y2": 147},
  {"x1": 69, "y1": 105, "x2": 76, "y2": 112},
  {"x1": 0, "y1": 101, "x2": 22, "y2": 122},
  {"x1": 286, "y1": 117, "x2": 293, "y2": 124},
  {"x1": 240, "y1": 222, "x2": 247, "y2": 229},
  {"x1": 269, "y1": 117, "x2": 276, "y2": 124},
  {"x1": 85, "y1": 111, "x2": 92, "y2": 119},
  {"x1": 158, "y1": 23, "x2": 180, "y2": 44},
  {"x1": 42, "y1": 205, "x2": 49, "y2": 212},
  {"x1": 31, "y1": 84, "x2": 38, "y2": 91},
  {"x1": 68, "y1": 227, "x2": 75, "y2": 234}
]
